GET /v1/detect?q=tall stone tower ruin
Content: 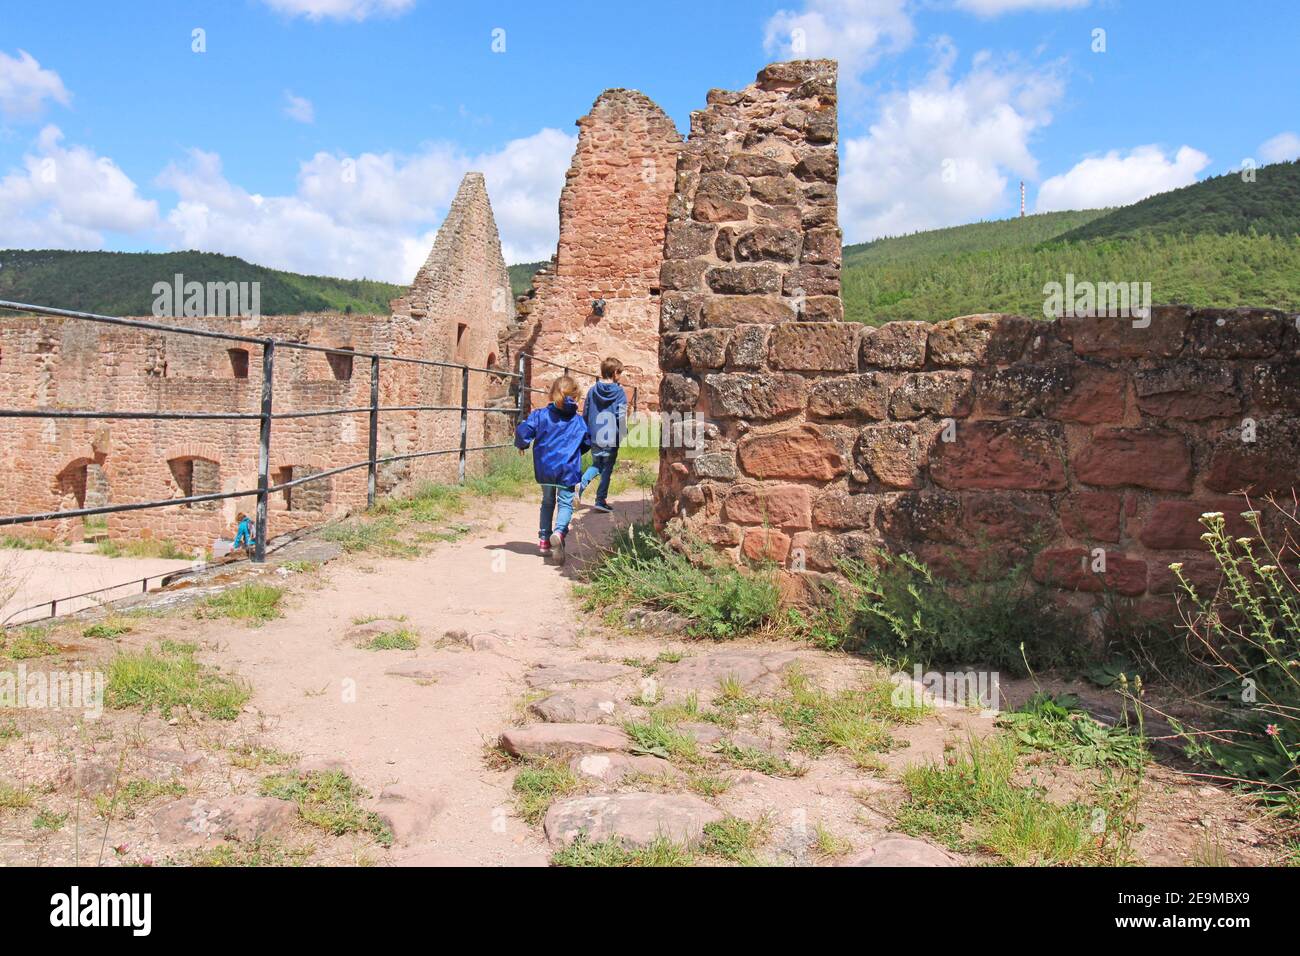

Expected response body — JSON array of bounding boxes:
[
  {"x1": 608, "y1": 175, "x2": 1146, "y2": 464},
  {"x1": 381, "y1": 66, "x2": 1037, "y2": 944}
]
[{"x1": 512, "y1": 89, "x2": 682, "y2": 408}]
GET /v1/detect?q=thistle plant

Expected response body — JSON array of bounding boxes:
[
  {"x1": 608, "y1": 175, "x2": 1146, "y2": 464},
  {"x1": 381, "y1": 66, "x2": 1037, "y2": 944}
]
[{"x1": 1172, "y1": 497, "x2": 1300, "y2": 810}]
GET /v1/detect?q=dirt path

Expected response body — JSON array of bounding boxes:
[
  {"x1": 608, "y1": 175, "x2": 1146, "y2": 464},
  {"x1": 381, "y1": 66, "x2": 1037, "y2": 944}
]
[{"x1": 212, "y1": 492, "x2": 649, "y2": 866}]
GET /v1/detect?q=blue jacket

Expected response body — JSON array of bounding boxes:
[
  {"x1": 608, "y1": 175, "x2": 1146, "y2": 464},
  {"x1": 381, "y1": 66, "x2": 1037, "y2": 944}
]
[
  {"x1": 515, "y1": 398, "x2": 590, "y2": 487},
  {"x1": 583, "y1": 380, "x2": 627, "y2": 450}
]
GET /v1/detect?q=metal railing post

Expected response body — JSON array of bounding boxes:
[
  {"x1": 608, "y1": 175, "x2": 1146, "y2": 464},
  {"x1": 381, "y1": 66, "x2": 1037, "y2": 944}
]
[
  {"x1": 515, "y1": 353, "x2": 526, "y2": 424},
  {"x1": 457, "y1": 364, "x2": 469, "y2": 483},
  {"x1": 254, "y1": 340, "x2": 275, "y2": 563},
  {"x1": 367, "y1": 354, "x2": 380, "y2": 509},
  {"x1": 632, "y1": 386, "x2": 639, "y2": 414}
]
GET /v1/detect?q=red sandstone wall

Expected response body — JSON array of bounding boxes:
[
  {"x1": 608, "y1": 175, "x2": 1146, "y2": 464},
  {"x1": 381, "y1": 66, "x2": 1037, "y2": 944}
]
[
  {"x1": 654, "y1": 60, "x2": 1300, "y2": 619},
  {"x1": 516, "y1": 89, "x2": 682, "y2": 409},
  {"x1": 0, "y1": 174, "x2": 515, "y2": 551}
]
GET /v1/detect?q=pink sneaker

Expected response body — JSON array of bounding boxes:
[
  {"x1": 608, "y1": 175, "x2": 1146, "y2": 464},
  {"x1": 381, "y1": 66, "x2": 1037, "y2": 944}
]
[{"x1": 538, "y1": 537, "x2": 552, "y2": 556}]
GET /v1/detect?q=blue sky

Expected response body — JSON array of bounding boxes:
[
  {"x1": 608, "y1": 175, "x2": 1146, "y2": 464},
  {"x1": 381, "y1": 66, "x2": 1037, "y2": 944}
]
[{"x1": 1, "y1": 0, "x2": 1296, "y2": 282}]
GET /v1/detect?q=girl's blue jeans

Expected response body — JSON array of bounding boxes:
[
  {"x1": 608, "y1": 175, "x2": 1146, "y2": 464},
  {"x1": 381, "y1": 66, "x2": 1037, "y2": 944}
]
[
  {"x1": 539, "y1": 486, "x2": 575, "y2": 538},
  {"x1": 580, "y1": 449, "x2": 618, "y2": 504}
]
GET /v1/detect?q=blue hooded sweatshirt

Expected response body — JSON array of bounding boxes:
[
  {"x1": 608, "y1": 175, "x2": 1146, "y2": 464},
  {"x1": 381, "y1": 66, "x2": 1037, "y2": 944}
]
[
  {"x1": 514, "y1": 397, "x2": 590, "y2": 487},
  {"x1": 582, "y1": 380, "x2": 627, "y2": 451}
]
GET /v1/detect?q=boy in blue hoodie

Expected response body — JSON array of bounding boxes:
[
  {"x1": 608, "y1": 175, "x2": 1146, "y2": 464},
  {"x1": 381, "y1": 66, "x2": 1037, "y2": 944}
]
[
  {"x1": 514, "y1": 375, "x2": 590, "y2": 565},
  {"x1": 578, "y1": 357, "x2": 627, "y2": 514}
]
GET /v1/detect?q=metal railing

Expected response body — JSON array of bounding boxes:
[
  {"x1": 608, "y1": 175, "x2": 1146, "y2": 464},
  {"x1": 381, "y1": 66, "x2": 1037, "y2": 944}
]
[{"x1": 0, "y1": 300, "x2": 526, "y2": 564}]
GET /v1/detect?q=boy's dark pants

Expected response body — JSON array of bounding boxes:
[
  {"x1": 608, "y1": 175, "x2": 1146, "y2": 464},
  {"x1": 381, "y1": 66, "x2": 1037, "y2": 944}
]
[{"x1": 582, "y1": 448, "x2": 619, "y2": 504}]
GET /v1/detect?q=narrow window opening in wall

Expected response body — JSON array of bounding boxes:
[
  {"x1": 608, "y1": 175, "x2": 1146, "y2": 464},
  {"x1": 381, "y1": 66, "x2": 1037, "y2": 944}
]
[
  {"x1": 228, "y1": 348, "x2": 249, "y2": 378},
  {"x1": 275, "y1": 465, "x2": 330, "y2": 512},
  {"x1": 55, "y1": 458, "x2": 110, "y2": 512},
  {"x1": 650, "y1": 287, "x2": 661, "y2": 296},
  {"x1": 455, "y1": 323, "x2": 469, "y2": 364},
  {"x1": 168, "y1": 457, "x2": 220, "y2": 510},
  {"x1": 486, "y1": 351, "x2": 498, "y2": 369},
  {"x1": 327, "y1": 347, "x2": 354, "y2": 381}
]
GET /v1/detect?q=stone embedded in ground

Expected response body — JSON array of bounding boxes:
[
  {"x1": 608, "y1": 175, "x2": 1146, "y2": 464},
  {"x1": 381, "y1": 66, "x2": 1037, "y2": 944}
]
[
  {"x1": 444, "y1": 629, "x2": 504, "y2": 652},
  {"x1": 676, "y1": 722, "x2": 727, "y2": 746},
  {"x1": 623, "y1": 607, "x2": 690, "y2": 634},
  {"x1": 524, "y1": 661, "x2": 635, "y2": 688},
  {"x1": 543, "y1": 793, "x2": 726, "y2": 848},
  {"x1": 143, "y1": 747, "x2": 205, "y2": 774},
  {"x1": 346, "y1": 619, "x2": 406, "y2": 643},
  {"x1": 529, "y1": 689, "x2": 619, "y2": 723},
  {"x1": 153, "y1": 796, "x2": 299, "y2": 848},
  {"x1": 660, "y1": 650, "x2": 801, "y2": 700},
  {"x1": 498, "y1": 723, "x2": 631, "y2": 759},
  {"x1": 365, "y1": 785, "x2": 442, "y2": 846},
  {"x1": 383, "y1": 660, "x2": 445, "y2": 681},
  {"x1": 296, "y1": 756, "x2": 355, "y2": 777},
  {"x1": 841, "y1": 835, "x2": 960, "y2": 867},
  {"x1": 70, "y1": 760, "x2": 118, "y2": 796},
  {"x1": 569, "y1": 752, "x2": 684, "y2": 785}
]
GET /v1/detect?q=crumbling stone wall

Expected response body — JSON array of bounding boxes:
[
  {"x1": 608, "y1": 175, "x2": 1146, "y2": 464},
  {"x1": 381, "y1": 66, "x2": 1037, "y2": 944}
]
[
  {"x1": 654, "y1": 60, "x2": 1300, "y2": 620},
  {"x1": 511, "y1": 89, "x2": 682, "y2": 409},
  {"x1": 655, "y1": 58, "x2": 842, "y2": 533},
  {"x1": 0, "y1": 174, "x2": 514, "y2": 551}
]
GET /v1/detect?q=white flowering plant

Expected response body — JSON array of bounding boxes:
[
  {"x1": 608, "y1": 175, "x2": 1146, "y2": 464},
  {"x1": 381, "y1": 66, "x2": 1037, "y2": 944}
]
[{"x1": 1172, "y1": 497, "x2": 1300, "y2": 811}]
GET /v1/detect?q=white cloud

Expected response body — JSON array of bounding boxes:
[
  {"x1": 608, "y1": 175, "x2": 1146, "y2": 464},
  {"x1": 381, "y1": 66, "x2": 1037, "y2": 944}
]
[
  {"x1": 283, "y1": 91, "x2": 315, "y2": 124},
  {"x1": 954, "y1": 0, "x2": 1090, "y2": 15},
  {"x1": 1259, "y1": 131, "x2": 1300, "y2": 164},
  {"x1": 259, "y1": 0, "x2": 415, "y2": 21},
  {"x1": 0, "y1": 126, "x2": 158, "y2": 248},
  {"x1": 157, "y1": 128, "x2": 575, "y2": 282},
  {"x1": 0, "y1": 49, "x2": 70, "y2": 120},
  {"x1": 763, "y1": 0, "x2": 914, "y2": 79},
  {"x1": 839, "y1": 45, "x2": 1064, "y2": 240},
  {"x1": 1036, "y1": 144, "x2": 1210, "y2": 211}
]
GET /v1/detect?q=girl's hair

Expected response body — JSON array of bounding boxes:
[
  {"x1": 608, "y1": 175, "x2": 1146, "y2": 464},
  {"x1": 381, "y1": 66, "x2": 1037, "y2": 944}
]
[
  {"x1": 236, "y1": 512, "x2": 247, "y2": 521},
  {"x1": 550, "y1": 375, "x2": 580, "y2": 408}
]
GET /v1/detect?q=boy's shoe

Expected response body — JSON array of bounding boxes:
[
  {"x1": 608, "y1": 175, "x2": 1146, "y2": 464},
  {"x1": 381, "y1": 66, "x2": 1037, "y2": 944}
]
[
  {"x1": 549, "y1": 529, "x2": 567, "y2": 566},
  {"x1": 538, "y1": 537, "x2": 551, "y2": 556},
  {"x1": 591, "y1": 501, "x2": 613, "y2": 514}
]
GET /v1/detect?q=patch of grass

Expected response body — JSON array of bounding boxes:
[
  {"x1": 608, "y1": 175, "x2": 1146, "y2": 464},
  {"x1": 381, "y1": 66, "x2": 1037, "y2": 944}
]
[
  {"x1": 1, "y1": 627, "x2": 58, "y2": 660},
  {"x1": 106, "y1": 640, "x2": 250, "y2": 720},
  {"x1": 0, "y1": 534, "x2": 58, "y2": 550},
  {"x1": 0, "y1": 783, "x2": 34, "y2": 810},
  {"x1": 197, "y1": 583, "x2": 284, "y2": 625},
  {"x1": 259, "y1": 770, "x2": 392, "y2": 845},
  {"x1": 813, "y1": 822, "x2": 853, "y2": 857},
  {"x1": 512, "y1": 761, "x2": 582, "y2": 825},
  {"x1": 550, "y1": 835, "x2": 694, "y2": 867},
  {"x1": 686, "y1": 772, "x2": 732, "y2": 797},
  {"x1": 321, "y1": 516, "x2": 419, "y2": 558},
  {"x1": 229, "y1": 744, "x2": 297, "y2": 771},
  {"x1": 771, "y1": 669, "x2": 922, "y2": 767},
  {"x1": 95, "y1": 778, "x2": 186, "y2": 820},
  {"x1": 714, "y1": 741, "x2": 805, "y2": 778},
  {"x1": 899, "y1": 734, "x2": 1105, "y2": 865},
  {"x1": 622, "y1": 714, "x2": 702, "y2": 764},
  {"x1": 580, "y1": 523, "x2": 781, "y2": 639},
  {"x1": 700, "y1": 815, "x2": 768, "y2": 865},
  {"x1": 97, "y1": 538, "x2": 193, "y2": 560},
  {"x1": 804, "y1": 551, "x2": 1080, "y2": 674},
  {"x1": 184, "y1": 840, "x2": 313, "y2": 867},
  {"x1": 0, "y1": 719, "x2": 19, "y2": 743},
  {"x1": 33, "y1": 808, "x2": 68, "y2": 831},
  {"x1": 82, "y1": 616, "x2": 134, "y2": 639},
  {"x1": 360, "y1": 627, "x2": 419, "y2": 651},
  {"x1": 999, "y1": 692, "x2": 1148, "y2": 770},
  {"x1": 280, "y1": 560, "x2": 319, "y2": 573}
]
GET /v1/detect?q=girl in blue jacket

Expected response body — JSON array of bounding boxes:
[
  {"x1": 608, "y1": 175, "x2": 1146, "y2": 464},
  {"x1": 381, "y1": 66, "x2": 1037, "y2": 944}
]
[{"x1": 514, "y1": 375, "x2": 590, "y2": 564}]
